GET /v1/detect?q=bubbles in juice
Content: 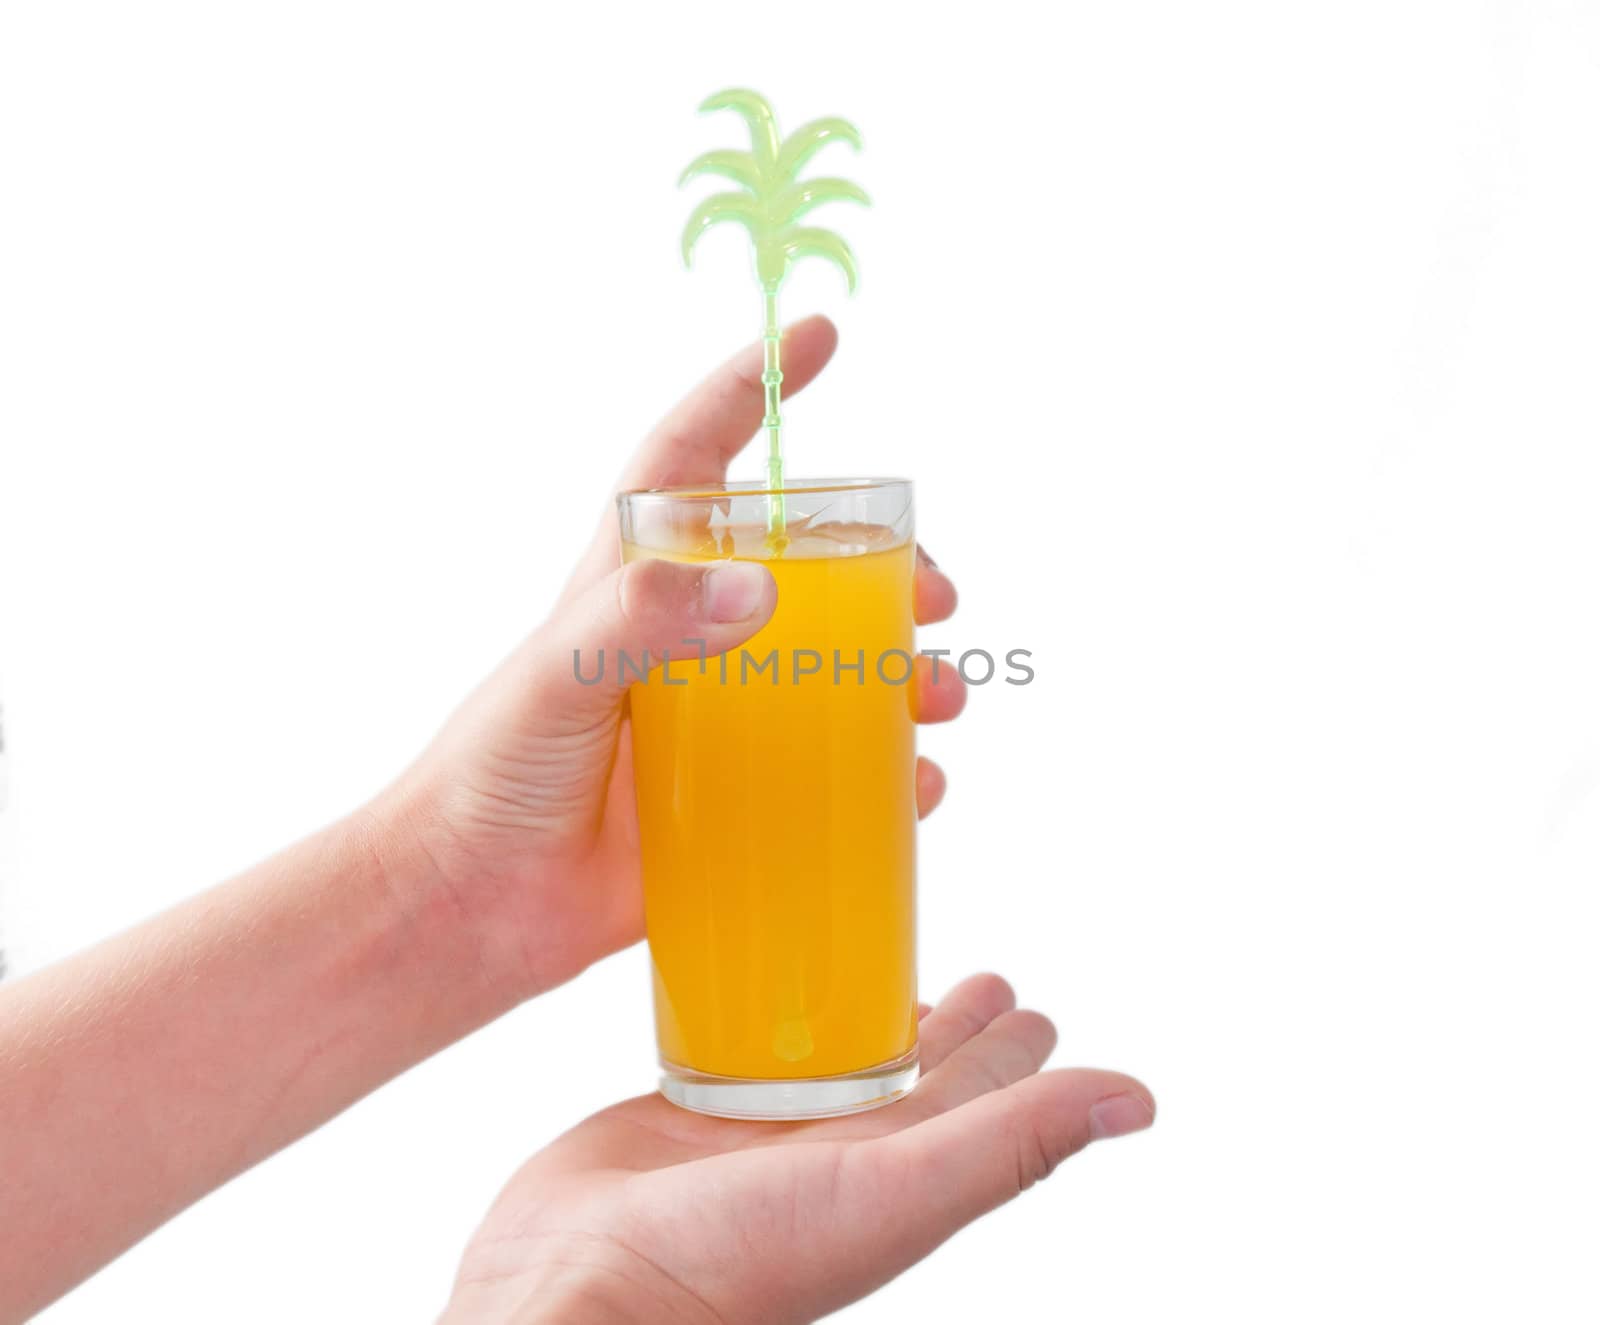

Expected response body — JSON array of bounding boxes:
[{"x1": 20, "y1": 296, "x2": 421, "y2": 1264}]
[{"x1": 694, "y1": 520, "x2": 905, "y2": 562}]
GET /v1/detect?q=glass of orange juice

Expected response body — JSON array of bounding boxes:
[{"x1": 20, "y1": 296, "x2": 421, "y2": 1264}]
[{"x1": 618, "y1": 478, "x2": 918, "y2": 1120}]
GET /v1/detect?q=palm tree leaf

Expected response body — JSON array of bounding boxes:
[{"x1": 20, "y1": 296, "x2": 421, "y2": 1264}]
[
  {"x1": 678, "y1": 149, "x2": 762, "y2": 192},
  {"x1": 775, "y1": 116, "x2": 862, "y2": 180},
  {"x1": 699, "y1": 88, "x2": 780, "y2": 166},
  {"x1": 782, "y1": 226, "x2": 859, "y2": 293},
  {"x1": 680, "y1": 193, "x2": 765, "y2": 265},
  {"x1": 774, "y1": 177, "x2": 870, "y2": 225}
]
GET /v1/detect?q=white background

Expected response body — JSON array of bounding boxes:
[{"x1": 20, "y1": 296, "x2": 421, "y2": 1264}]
[{"x1": 3, "y1": 1, "x2": 1598, "y2": 1320}]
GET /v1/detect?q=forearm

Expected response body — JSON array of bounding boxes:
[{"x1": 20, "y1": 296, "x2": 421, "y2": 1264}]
[{"x1": 0, "y1": 788, "x2": 519, "y2": 1320}]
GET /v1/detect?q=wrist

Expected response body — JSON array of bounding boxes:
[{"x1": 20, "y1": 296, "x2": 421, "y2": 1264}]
[
  {"x1": 355, "y1": 773, "x2": 534, "y2": 1017},
  {"x1": 442, "y1": 1256, "x2": 717, "y2": 1325},
  {"x1": 445, "y1": 1225, "x2": 728, "y2": 1325},
  {"x1": 445, "y1": 1281, "x2": 640, "y2": 1325}
]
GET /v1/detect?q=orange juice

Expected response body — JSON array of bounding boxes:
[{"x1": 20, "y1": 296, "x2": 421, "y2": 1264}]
[{"x1": 624, "y1": 529, "x2": 918, "y2": 1083}]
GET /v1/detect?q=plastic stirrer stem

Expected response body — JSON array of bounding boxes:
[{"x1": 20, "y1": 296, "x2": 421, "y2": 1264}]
[
  {"x1": 761, "y1": 286, "x2": 786, "y2": 540},
  {"x1": 679, "y1": 89, "x2": 868, "y2": 551}
]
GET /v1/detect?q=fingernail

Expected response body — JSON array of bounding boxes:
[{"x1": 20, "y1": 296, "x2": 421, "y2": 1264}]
[
  {"x1": 1088, "y1": 1094, "x2": 1154, "y2": 1142},
  {"x1": 917, "y1": 545, "x2": 938, "y2": 569},
  {"x1": 700, "y1": 562, "x2": 769, "y2": 623}
]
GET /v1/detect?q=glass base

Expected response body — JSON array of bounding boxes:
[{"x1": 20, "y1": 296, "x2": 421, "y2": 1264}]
[{"x1": 659, "y1": 1045, "x2": 920, "y2": 1121}]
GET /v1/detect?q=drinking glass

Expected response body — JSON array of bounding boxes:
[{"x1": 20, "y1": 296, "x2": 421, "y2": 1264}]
[{"x1": 618, "y1": 478, "x2": 918, "y2": 1119}]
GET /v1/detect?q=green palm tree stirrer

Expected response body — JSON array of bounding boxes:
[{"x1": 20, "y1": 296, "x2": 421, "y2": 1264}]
[{"x1": 680, "y1": 88, "x2": 868, "y2": 551}]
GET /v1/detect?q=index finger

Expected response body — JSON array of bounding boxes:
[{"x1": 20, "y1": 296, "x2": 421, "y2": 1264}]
[
  {"x1": 559, "y1": 316, "x2": 840, "y2": 605},
  {"x1": 620, "y1": 314, "x2": 839, "y2": 492}
]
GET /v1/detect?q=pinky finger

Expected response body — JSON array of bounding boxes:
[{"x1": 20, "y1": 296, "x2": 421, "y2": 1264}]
[{"x1": 916, "y1": 757, "x2": 947, "y2": 819}]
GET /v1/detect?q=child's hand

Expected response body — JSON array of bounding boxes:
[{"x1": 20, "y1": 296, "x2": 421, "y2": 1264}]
[
  {"x1": 375, "y1": 317, "x2": 964, "y2": 1001},
  {"x1": 442, "y1": 974, "x2": 1154, "y2": 1324}
]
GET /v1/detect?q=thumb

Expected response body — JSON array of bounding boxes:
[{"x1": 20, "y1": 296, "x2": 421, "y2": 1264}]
[
  {"x1": 538, "y1": 556, "x2": 776, "y2": 729},
  {"x1": 800, "y1": 1070, "x2": 1154, "y2": 1316},
  {"x1": 424, "y1": 555, "x2": 775, "y2": 836}
]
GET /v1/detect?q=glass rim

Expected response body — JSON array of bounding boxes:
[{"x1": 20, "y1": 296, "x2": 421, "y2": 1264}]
[{"x1": 618, "y1": 476, "x2": 911, "y2": 505}]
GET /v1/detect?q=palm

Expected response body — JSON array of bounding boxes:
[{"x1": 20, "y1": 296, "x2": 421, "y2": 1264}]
[{"x1": 446, "y1": 975, "x2": 1150, "y2": 1324}]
